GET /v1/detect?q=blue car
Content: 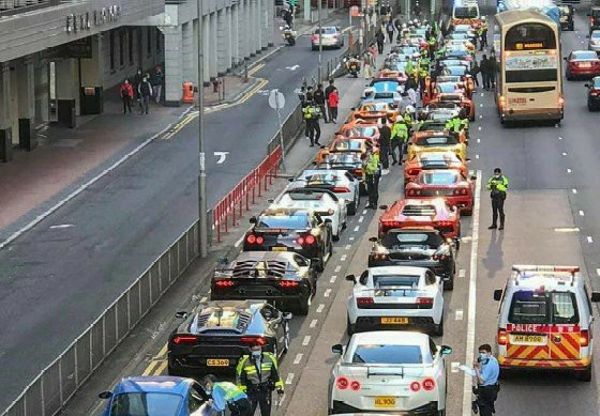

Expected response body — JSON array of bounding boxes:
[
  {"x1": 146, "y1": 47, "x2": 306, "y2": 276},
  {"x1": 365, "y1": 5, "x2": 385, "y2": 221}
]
[
  {"x1": 99, "y1": 376, "x2": 220, "y2": 416},
  {"x1": 362, "y1": 80, "x2": 403, "y2": 106}
]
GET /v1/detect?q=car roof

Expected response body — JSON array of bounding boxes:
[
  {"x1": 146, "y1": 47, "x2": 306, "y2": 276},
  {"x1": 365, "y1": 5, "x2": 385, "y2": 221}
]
[
  {"x1": 351, "y1": 330, "x2": 429, "y2": 346},
  {"x1": 368, "y1": 265, "x2": 429, "y2": 276},
  {"x1": 114, "y1": 376, "x2": 191, "y2": 395},
  {"x1": 507, "y1": 265, "x2": 583, "y2": 290}
]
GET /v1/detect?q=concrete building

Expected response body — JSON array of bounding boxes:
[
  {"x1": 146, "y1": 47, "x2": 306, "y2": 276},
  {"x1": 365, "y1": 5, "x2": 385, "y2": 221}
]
[
  {"x1": 0, "y1": 0, "x2": 164, "y2": 160},
  {"x1": 160, "y1": 0, "x2": 275, "y2": 106}
]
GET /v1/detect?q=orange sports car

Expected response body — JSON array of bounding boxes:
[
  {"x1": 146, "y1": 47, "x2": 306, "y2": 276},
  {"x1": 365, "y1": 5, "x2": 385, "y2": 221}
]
[
  {"x1": 338, "y1": 124, "x2": 380, "y2": 143},
  {"x1": 346, "y1": 102, "x2": 399, "y2": 124},
  {"x1": 407, "y1": 131, "x2": 468, "y2": 161},
  {"x1": 378, "y1": 198, "x2": 461, "y2": 240},
  {"x1": 404, "y1": 169, "x2": 475, "y2": 215},
  {"x1": 404, "y1": 151, "x2": 469, "y2": 183},
  {"x1": 315, "y1": 136, "x2": 374, "y2": 164}
]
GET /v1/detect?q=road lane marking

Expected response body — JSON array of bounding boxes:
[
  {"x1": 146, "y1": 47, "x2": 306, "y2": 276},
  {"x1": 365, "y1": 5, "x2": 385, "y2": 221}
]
[
  {"x1": 317, "y1": 304, "x2": 325, "y2": 313},
  {"x1": 579, "y1": 210, "x2": 585, "y2": 216},
  {"x1": 349, "y1": 236, "x2": 355, "y2": 241},
  {"x1": 462, "y1": 170, "x2": 481, "y2": 415},
  {"x1": 455, "y1": 310, "x2": 464, "y2": 320},
  {"x1": 154, "y1": 360, "x2": 168, "y2": 375},
  {"x1": 362, "y1": 209, "x2": 368, "y2": 215},
  {"x1": 478, "y1": 126, "x2": 482, "y2": 131},
  {"x1": 353, "y1": 225, "x2": 360, "y2": 232},
  {"x1": 234, "y1": 235, "x2": 245, "y2": 247},
  {"x1": 324, "y1": 288, "x2": 332, "y2": 297},
  {"x1": 285, "y1": 373, "x2": 295, "y2": 385},
  {"x1": 479, "y1": 103, "x2": 483, "y2": 107},
  {"x1": 340, "y1": 254, "x2": 347, "y2": 262},
  {"x1": 247, "y1": 63, "x2": 265, "y2": 76},
  {"x1": 588, "y1": 236, "x2": 594, "y2": 243},
  {"x1": 567, "y1": 168, "x2": 572, "y2": 173},
  {"x1": 596, "y1": 269, "x2": 600, "y2": 276},
  {"x1": 293, "y1": 354, "x2": 303, "y2": 364},
  {"x1": 330, "y1": 275, "x2": 337, "y2": 283},
  {"x1": 302, "y1": 335, "x2": 311, "y2": 346},
  {"x1": 475, "y1": 154, "x2": 480, "y2": 159},
  {"x1": 142, "y1": 360, "x2": 159, "y2": 376},
  {"x1": 459, "y1": 269, "x2": 466, "y2": 278},
  {"x1": 562, "y1": 152, "x2": 568, "y2": 156},
  {"x1": 358, "y1": 216, "x2": 364, "y2": 223},
  {"x1": 310, "y1": 319, "x2": 318, "y2": 328},
  {"x1": 477, "y1": 138, "x2": 481, "y2": 143},
  {"x1": 559, "y1": 136, "x2": 564, "y2": 140},
  {"x1": 554, "y1": 227, "x2": 580, "y2": 233},
  {"x1": 49, "y1": 224, "x2": 74, "y2": 229},
  {"x1": 334, "y1": 265, "x2": 341, "y2": 273},
  {"x1": 480, "y1": 92, "x2": 484, "y2": 97},
  {"x1": 572, "y1": 188, "x2": 578, "y2": 194},
  {"x1": 345, "y1": 244, "x2": 351, "y2": 250},
  {"x1": 200, "y1": 297, "x2": 207, "y2": 303},
  {"x1": 479, "y1": 115, "x2": 483, "y2": 119}
]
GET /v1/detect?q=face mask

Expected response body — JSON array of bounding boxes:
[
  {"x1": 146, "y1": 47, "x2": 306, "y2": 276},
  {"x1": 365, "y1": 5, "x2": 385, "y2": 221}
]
[
  {"x1": 494, "y1": 174, "x2": 501, "y2": 179},
  {"x1": 252, "y1": 350, "x2": 261, "y2": 358},
  {"x1": 478, "y1": 352, "x2": 489, "y2": 362},
  {"x1": 205, "y1": 388, "x2": 212, "y2": 395}
]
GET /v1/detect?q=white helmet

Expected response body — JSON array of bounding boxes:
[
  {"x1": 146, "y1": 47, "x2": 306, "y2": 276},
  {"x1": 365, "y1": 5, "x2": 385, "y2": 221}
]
[
  {"x1": 481, "y1": 16, "x2": 487, "y2": 21},
  {"x1": 413, "y1": 19, "x2": 419, "y2": 24},
  {"x1": 362, "y1": 87, "x2": 375, "y2": 98},
  {"x1": 405, "y1": 105, "x2": 416, "y2": 114},
  {"x1": 402, "y1": 23, "x2": 407, "y2": 29}
]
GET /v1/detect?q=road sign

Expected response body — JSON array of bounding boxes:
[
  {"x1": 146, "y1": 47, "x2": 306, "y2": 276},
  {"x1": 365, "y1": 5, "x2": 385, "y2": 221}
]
[{"x1": 268, "y1": 89, "x2": 285, "y2": 110}]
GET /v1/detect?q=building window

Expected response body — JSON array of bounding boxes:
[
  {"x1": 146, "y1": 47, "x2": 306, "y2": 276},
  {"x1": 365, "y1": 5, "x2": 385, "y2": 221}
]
[
  {"x1": 156, "y1": 28, "x2": 161, "y2": 52},
  {"x1": 119, "y1": 30, "x2": 125, "y2": 67},
  {"x1": 128, "y1": 28, "x2": 134, "y2": 65},
  {"x1": 109, "y1": 30, "x2": 115, "y2": 70},
  {"x1": 147, "y1": 27, "x2": 152, "y2": 56}
]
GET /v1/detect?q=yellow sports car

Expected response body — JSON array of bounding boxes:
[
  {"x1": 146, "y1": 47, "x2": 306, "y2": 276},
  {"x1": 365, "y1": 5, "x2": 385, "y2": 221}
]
[{"x1": 407, "y1": 131, "x2": 468, "y2": 161}]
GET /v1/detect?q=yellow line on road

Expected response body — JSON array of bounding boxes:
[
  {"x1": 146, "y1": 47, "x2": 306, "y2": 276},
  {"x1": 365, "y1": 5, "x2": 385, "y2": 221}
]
[
  {"x1": 156, "y1": 343, "x2": 168, "y2": 358},
  {"x1": 154, "y1": 360, "x2": 168, "y2": 375},
  {"x1": 248, "y1": 63, "x2": 265, "y2": 77},
  {"x1": 238, "y1": 78, "x2": 269, "y2": 105},
  {"x1": 142, "y1": 360, "x2": 159, "y2": 376}
]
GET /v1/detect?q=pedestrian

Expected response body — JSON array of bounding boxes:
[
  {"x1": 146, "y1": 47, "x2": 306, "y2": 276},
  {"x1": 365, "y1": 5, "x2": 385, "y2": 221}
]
[
  {"x1": 302, "y1": 102, "x2": 321, "y2": 146},
  {"x1": 327, "y1": 87, "x2": 339, "y2": 124},
  {"x1": 488, "y1": 54, "x2": 497, "y2": 89},
  {"x1": 202, "y1": 374, "x2": 252, "y2": 416},
  {"x1": 137, "y1": 74, "x2": 153, "y2": 115},
  {"x1": 486, "y1": 168, "x2": 509, "y2": 230},
  {"x1": 378, "y1": 117, "x2": 391, "y2": 173},
  {"x1": 151, "y1": 66, "x2": 164, "y2": 104},
  {"x1": 386, "y1": 19, "x2": 395, "y2": 43},
  {"x1": 473, "y1": 344, "x2": 500, "y2": 416},
  {"x1": 362, "y1": 50, "x2": 374, "y2": 79},
  {"x1": 313, "y1": 83, "x2": 328, "y2": 123},
  {"x1": 363, "y1": 149, "x2": 381, "y2": 208},
  {"x1": 390, "y1": 116, "x2": 408, "y2": 165},
  {"x1": 376, "y1": 29, "x2": 385, "y2": 54},
  {"x1": 324, "y1": 79, "x2": 336, "y2": 121},
  {"x1": 283, "y1": 8, "x2": 293, "y2": 28},
  {"x1": 305, "y1": 85, "x2": 314, "y2": 103},
  {"x1": 407, "y1": 85, "x2": 418, "y2": 107},
  {"x1": 480, "y1": 55, "x2": 490, "y2": 90},
  {"x1": 119, "y1": 79, "x2": 133, "y2": 114},
  {"x1": 236, "y1": 344, "x2": 284, "y2": 416},
  {"x1": 470, "y1": 60, "x2": 480, "y2": 88}
]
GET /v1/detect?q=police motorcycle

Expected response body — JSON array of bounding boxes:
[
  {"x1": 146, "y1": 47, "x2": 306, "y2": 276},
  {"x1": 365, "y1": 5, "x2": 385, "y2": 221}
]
[
  {"x1": 280, "y1": 25, "x2": 296, "y2": 46},
  {"x1": 343, "y1": 55, "x2": 361, "y2": 77}
]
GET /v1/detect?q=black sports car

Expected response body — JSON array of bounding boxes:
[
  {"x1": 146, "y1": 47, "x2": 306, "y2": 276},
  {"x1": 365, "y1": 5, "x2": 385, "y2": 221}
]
[
  {"x1": 211, "y1": 251, "x2": 317, "y2": 314},
  {"x1": 368, "y1": 227, "x2": 457, "y2": 290},
  {"x1": 168, "y1": 300, "x2": 291, "y2": 377},
  {"x1": 243, "y1": 208, "x2": 332, "y2": 271}
]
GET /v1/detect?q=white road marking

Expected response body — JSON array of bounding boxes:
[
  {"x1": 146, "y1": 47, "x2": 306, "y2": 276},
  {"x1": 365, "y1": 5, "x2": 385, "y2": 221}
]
[
  {"x1": 293, "y1": 354, "x2": 303, "y2": 365},
  {"x1": 358, "y1": 216, "x2": 364, "y2": 223},
  {"x1": 596, "y1": 268, "x2": 600, "y2": 277},
  {"x1": 285, "y1": 373, "x2": 295, "y2": 385},
  {"x1": 334, "y1": 265, "x2": 341, "y2": 273},
  {"x1": 234, "y1": 235, "x2": 245, "y2": 248},
  {"x1": 353, "y1": 225, "x2": 360, "y2": 232},
  {"x1": 310, "y1": 319, "x2": 318, "y2": 328},
  {"x1": 475, "y1": 154, "x2": 480, "y2": 159},
  {"x1": 562, "y1": 152, "x2": 568, "y2": 156},
  {"x1": 349, "y1": 236, "x2": 355, "y2": 241},
  {"x1": 554, "y1": 227, "x2": 580, "y2": 233},
  {"x1": 572, "y1": 188, "x2": 578, "y2": 194},
  {"x1": 459, "y1": 269, "x2": 466, "y2": 278},
  {"x1": 462, "y1": 170, "x2": 481, "y2": 415},
  {"x1": 478, "y1": 126, "x2": 482, "y2": 131},
  {"x1": 285, "y1": 64, "x2": 300, "y2": 71},
  {"x1": 324, "y1": 288, "x2": 332, "y2": 297},
  {"x1": 362, "y1": 209, "x2": 368, "y2": 215},
  {"x1": 479, "y1": 103, "x2": 483, "y2": 107},
  {"x1": 559, "y1": 136, "x2": 564, "y2": 140},
  {"x1": 455, "y1": 309, "x2": 464, "y2": 320},
  {"x1": 451, "y1": 362, "x2": 461, "y2": 373},
  {"x1": 200, "y1": 297, "x2": 207, "y2": 303},
  {"x1": 330, "y1": 275, "x2": 337, "y2": 283},
  {"x1": 302, "y1": 335, "x2": 311, "y2": 346},
  {"x1": 567, "y1": 168, "x2": 572, "y2": 173},
  {"x1": 480, "y1": 92, "x2": 484, "y2": 97},
  {"x1": 588, "y1": 236, "x2": 594, "y2": 243},
  {"x1": 214, "y1": 151, "x2": 229, "y2": 164},
  {"x1": 317, "y1": 304, "x2": 325, "y2": 313},
  {"x1": 340, "y1": 254, "x2": 347, "y2": 262},
  {"x1": 345, "y1": 244, "x2": 351, "y2": 250},
  {"x1": 477, "y1": 138, "x2": 481, "y2": 143},
  {"x1": 479, "y1": 115, "x2": 483, "y2": 119},
  {"x1": 49, "y1": 224, "x2": 74, "y2": 229},
  {"x1": 579, "y1": 210, "x2": 585, "y2": 216}
]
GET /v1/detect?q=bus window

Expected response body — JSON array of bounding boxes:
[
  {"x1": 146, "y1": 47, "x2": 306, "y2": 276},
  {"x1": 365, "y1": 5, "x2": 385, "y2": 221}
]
[{"x1": 505, "y1": 23, "x2": 556, "y2": 51}]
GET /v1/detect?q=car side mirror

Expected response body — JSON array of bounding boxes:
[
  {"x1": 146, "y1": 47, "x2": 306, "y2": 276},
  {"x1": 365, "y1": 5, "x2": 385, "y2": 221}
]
[
  {"x1": 345, "y1": 274, "x2": 357, "y2": 283},
  {"x1": 249, "y1": 216, "x2": 257, "y2": 224},
  {"x1": 563, "y1": 57, "x2": 568, "y2": 61},
  {"x1": 368, "y1": 236, "x2": 378, "y2": 242},
  {"x1": 175, "y1": 311, "x2": 188, "y2": 319},
  {"x1": 99, "y1": 391, "x2": 113, "y2": 399},
  {"x1": 440, "y1": 345, "x2": 453, "y2": 356},
  {"x1": 493, "y1": 289, "x2": 503, "y2": 301},
  {"x1": 267, "y1": 198, "x2": 274, "y2": 203},
  {"x1": 283, "y1": 312, "x2": 293, "y2": 320},
  {"x1": 585, "y1": 83, "x2": 591, "y2": 88},
  {"x1": 591, "y1": 292, "x2": 600, "y2": 302},
  {"x1": 332, "y1": 344, "x2": 344, "y2": 354},
  {"x1": 379, "y1": 204, "x2": 388, "y2": 210}
]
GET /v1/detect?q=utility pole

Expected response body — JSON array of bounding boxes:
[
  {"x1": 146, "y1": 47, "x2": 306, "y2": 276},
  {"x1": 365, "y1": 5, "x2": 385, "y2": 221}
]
[
  {"x1": 318, "y1": 0, "x2": 323, "y2": 82},
  {"x1": 197, "y1": 0, "x2": 208, "y2": 258}
]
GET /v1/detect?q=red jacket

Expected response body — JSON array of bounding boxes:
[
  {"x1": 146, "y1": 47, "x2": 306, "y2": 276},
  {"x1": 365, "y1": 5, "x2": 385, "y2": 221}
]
[
  {"x1": 328, "y1": 90, "x2": 339, "y2": 107},
  {"x1": 120, "y1": 82, "x2": 134, "y2": 98}
]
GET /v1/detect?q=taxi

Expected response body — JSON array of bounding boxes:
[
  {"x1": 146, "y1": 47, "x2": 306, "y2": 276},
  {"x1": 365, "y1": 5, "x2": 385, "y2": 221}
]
[
  {"x1": 407, "y1": 131, "x2": 468, "y2": 162},
  {"x1": 404, "y1": 151, "x2": 469, "y2": 183},
  {"x1": 315, "y1": 136, "x2": 373, "y2": 164},
  {"x1": 493, "y1": 265, "x2": 600, "y2": 381}
]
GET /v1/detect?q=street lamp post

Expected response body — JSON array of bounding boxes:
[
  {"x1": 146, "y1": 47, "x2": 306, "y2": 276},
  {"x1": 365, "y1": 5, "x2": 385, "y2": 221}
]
[
  {"x1": 318, "y1": 0, "x2": 323, "y2": 82},
  {"x1": 197, "y1": 0, "x2": 208, "y2": 258}
]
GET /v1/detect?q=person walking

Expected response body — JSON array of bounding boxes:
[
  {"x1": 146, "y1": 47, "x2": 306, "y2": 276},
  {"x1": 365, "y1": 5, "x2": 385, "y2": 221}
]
[
  {"x1": 132, "y1": 67, "x2": 144, "y2": 112},
  {"x1": 486, "y1": 168, "x2": 509, "y2": 230},
  {"x1": 386, "y1": 19, "x2": 395, "y2": 43},
  {"x1": 376, "y1": 29, "x2": 385, "y2": 54},
  {"x1": 313, "y1": 83, "x2": 328, "y2": 123},
  {"x1": 202, "y1": 374, "x2": 252, "y2": 416},
  {"x1": 327, "y1": 87, "x2": 339, "y2": 124},
  {"x1": 378, "y1": 117, "x2": 392, "y2": 173},
  {"x1": 473, "y1": 344, "x2": 500, "y2": 416},
  {"x1": 137, "y1": 74, "x2": 153, "y2": 115},
  {"x1": 390, "y1": 116, "x2": 408, "y2": 165},
  {"x1": 470, "y1": 60, "x2": 480, "y2": 88},
  {"x1": 488, "y1": 54, "x2": 497, "y2": 89},
  {"x1": 302, "y1": 102, "x2": 321, "y2": 146},
  {"x1": 324, "y1": 79, "x2": 336, "y2": 121},
  {"x1": 119, "y1": 79, "x2": 134, "y2": 114},
  {"x1": 363, "y1": 149, "x2": 381, "y2": 209},
  {"x1": 362, "y1": 50, "x2": 374, "y2": 79},
  {"x1": 151, "y1": 66, "x2": 164, "y2": 104},
  {"x1": 480, "y1": 55, "x2": 491, "y2": 90},
  {"x1": 236, "y1": 345, "x2": 284, "y2": 416}
]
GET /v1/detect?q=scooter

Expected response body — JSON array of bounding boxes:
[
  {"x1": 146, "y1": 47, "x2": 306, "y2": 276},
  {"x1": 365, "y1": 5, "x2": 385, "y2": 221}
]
[
  {"x1": 281, "y1": 26, "x2": 296, "y2": 46},
  {"x1": 344, "y1": 56, "x2": 361, "y2": 77}
]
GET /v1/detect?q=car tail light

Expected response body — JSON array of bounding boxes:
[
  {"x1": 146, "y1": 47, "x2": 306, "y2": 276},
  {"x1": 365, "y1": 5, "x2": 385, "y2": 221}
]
[
  {"x1": 453, "y1": 188, "x2": 468, "y2": 195},
  {"x1": 350, "y1": 380, "x2": 361, "y2": 391},
  {"x1": 417, "y1": 297, "x2": 434, "y2": 306},
  {"x1": 357, "y1": 297, "x2": 374, "y2": 307},
  {"x1": 410, "y1": 381, "x2": 421, "y2": 392},
  {"x1": 332, "y1": 186, "x2": 351, "y2": 193},
  {"x1": 172, "y1": 335, "x2": 198, "y2": 345},
  {"x1": 241, "y1": 336, "x2": 268, "y2": 346},
  {"x1": 256, "y1": 236, "x2": 264, "y2": 244},
  {"x1": 352, "y1": 168, "x2": 363, "y2": 176},
  {"x1": 408, "y1": 168, "x2": 420, "y2": 176},
  {"x1": 422, "y1": 378, "x2": 436, "y2": 391},
  {"x1": 246, "y1": 234, "x2": 256, "y2": 244},
  {"x1": 591, "y1": 90, "x2": 599, "y2": 96},
  {"x1": 406, "y1": 189, "x2": 421, "y2": 196},
  {"x1": 297, "y1": 234, "x2": 316, "y2": 246},
  {"x1": 279, "y1": 280, "x2": 299, "y2": 288},
  {"x1": 215, "y1": 280, "x2": 235, "y2": 288},
  {"x1": 558, "y1": 96, "x2": 565, "y2": 106},
  {"x1": 497, "y1": 328, "x2": 508, "y2": 346},
  {"x1": 336, "y1": 376, "x2": 349, "y2": 390},
  {"x1": 579, "y1": 330, "x2": 590, "y2": 347}
]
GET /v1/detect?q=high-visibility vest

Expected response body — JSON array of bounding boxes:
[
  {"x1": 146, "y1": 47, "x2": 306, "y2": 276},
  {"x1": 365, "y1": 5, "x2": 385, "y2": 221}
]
[
  {"x1": 364, "y1": 153, "x2": 380, "y2": 175},
  {"x1": 486, "y1": 175, "x2": 509, "y2": 193},
  {"x1": 391, "y1": 122, "x2": 408, "y2": 141},
  {"x1": 236, "y1": 353, "x2": 284, "y2": 392}
]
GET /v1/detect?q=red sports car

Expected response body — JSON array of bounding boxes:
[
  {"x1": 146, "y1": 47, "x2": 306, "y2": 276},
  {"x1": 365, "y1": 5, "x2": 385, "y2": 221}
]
[
  {"x1": 565, "y1": 50, "x2": 600, "y2": 80},
  {"x1": 404, "y1": 169, "x2": 474, "y2": 215},
  {"x1": 378, "y1": 198, "x2": 461, "y2": 240},
  {"x1": 404, "y1": 151, "x2": 469, "y2": 183}
]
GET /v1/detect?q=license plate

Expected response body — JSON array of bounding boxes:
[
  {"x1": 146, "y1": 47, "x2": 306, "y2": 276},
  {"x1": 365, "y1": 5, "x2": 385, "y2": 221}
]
[
  {"x1": 509, "y1": 97, "x2": 526, "y2": 105},
  {"x1": 374, "y1": 396, "x2": 396, "y2": 408},
  {"x1": 510, "y1": 334, "x2": 547, "y2": 345},
  {"x1": 381, "y1": 317, "x2": 409, "y2": 324},
  {"x1": 580, "y1": 62, "x2": 592, "y2": 68},
  {"x1": 272, "y1": 247, "x2": 287, "y2": 252},
  {"x1": 207, "y1": 359, "x2": 230, "y2": 367}
]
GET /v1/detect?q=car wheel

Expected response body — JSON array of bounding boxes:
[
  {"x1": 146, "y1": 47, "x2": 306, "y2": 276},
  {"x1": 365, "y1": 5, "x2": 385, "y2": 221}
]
[
  {"x1": 348, "y1": 200, "x2": 357, "y2": 215},
  {"x1": 575, "y1": 366, "x2": 592, "y2": 382},
  {"x1": 346, "y1": 314, "x2": 356, "y2": 335},
  {"x1": 433, "y1": 314, "x2": 444, "y2": 337},
  {"x1": 445, "y1": 267, "x2": 455, "y2": 291},
  {"x1": 297, "y1": 291, "x2": 312, "y2": 315}
]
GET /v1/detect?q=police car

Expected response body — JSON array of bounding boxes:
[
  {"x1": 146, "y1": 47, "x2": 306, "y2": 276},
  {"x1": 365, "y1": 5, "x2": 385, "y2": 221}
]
[
  {"x1": 345, "y1": 266, "x2": 445, "y2": 336},
  {"x1": 493, "y1": 265, "x2": 600, "y2": 381}
]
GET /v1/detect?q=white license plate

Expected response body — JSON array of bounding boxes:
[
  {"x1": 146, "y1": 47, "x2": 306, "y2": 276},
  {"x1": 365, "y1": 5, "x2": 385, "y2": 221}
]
[{"x1": 510, "y1": 334, "x2": 547, "y2": 345}]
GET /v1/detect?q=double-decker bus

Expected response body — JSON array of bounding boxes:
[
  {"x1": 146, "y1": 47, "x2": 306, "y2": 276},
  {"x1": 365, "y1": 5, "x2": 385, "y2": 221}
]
[{"x1": 493, "y1": 10, "x2": 564, "y2": 123}]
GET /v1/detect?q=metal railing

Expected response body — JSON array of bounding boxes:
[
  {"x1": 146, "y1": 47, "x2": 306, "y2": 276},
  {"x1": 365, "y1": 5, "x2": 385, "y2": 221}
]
[
  {"x1": 1, "y1": 222, "x2": 199, "y2": 416},
  {"x1": 0, "y1": 0, "x2": 58, "y2": 16}
]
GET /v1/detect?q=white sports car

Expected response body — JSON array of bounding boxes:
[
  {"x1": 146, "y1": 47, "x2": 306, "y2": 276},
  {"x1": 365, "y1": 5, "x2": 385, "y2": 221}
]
[
  {"x1": 270, "y1": 188, "x2": 347, "y2": 241},
  {"x1": 345, "y1": 266, "x2": 445, "y2": 336},
  {"x1": 329, "y1": 331, "x2": 452, "y2": 415}
]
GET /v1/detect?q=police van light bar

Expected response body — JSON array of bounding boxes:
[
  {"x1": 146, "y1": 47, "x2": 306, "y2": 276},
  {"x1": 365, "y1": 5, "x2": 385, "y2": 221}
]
[{"x1": 512, "y1": 265, "x2": 580, "y2": 274}]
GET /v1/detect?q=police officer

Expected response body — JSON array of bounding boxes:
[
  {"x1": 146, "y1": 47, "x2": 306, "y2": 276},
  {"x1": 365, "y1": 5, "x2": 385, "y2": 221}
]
[
  {"x1": 390, "y1": 115, "x2": 408, "y2": 165},
  {"x1": 473, "y1": 343, "x2": 500, "y2": 416},
  {"x1": 363, "y1": 149, "x2": 381, "y2": 209},
  {"x1": 302, "y1": 102, "x2": 321, "y2": 147},
  {"x1": 236, "y1": 345, "x2": 284, "y2": 416},
  {"x1": 486, "y1": 168, "x2": 509, "y2": 230},
  {"x1": 203, "y1": 374, "x2": 252, "y2": 416},
  {"x1": 445, "y1": 113, "x2": 462, "y2": 136}
]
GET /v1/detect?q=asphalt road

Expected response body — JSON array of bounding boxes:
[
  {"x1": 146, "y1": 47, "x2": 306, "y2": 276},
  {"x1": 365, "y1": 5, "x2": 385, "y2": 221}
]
[{"x1": 0, "y1": 16, "x2": 353, "y2": 410}]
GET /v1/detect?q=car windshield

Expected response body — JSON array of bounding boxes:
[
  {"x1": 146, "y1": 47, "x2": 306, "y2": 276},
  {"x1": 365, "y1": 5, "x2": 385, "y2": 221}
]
[
  {"x1": 197, "y1": 309, "x2": 243, "y2": 329},
  {"x1": 416, "y1": 135, "x2": 458, "y2": 145},
  {"x1": 421, "y1": 152, "x2": 460, "y2": 164},
  {"x1": 315, "y1": 27, "x2": 337, "y2": 34},
  {"x1": 508, "y1": 291, "x2": 579, "y2": 324},
  {"x1": 333, "y1": 140, "x2": 363, "y2": 151},
  {"x1": 445, "y1": 65, "x2": 467, "y2": 76},
  {"x1": 437, "y1": 76, "x2": 461, "y2": 83},
  {"x1": 420, "y1": 171, "x2": 459, "y2": 185},
  {"x1": 360, "y1": 103, "x2": 388, "y2": 112},
  {"x1": 402, "y1": 204, "x2": 438, "y2": 216},
  {"x1": 454, "y1": 6, "x2": 479, "y2": 18},
  {"x1": 345, "y1": 126, "x2": 377, "y2": 137},
  {"x1": 352, "y1": 344, "x2": 425, "y2": 364},
  {"x1": 437, "y1": 83, "x2": 457, "y2": 94},
  {"x1": 373, "y1": 275, "x2": 420, "y2": 288},
  {"x1": 428, "y1": 112, "x2": 454, "y2": 122},
  {"x1": 324, "y1": 153, "x2": 360, "y2": 165},
  {"x1": 450, "y1": 33, "x2": 469, "y2": 40},
  {"x1": 303, "y1": 173, "x2": 338, "y2": 184},
  {"x1": 455, "y1": 25, "x2": 472, "y2": 32},
  {"x1": 446, "y1": 49, "x2": 469, "y2": 58},
  {"x1": 256, "y1": 214, "x2": 310, "y2": 229},
  {"x1": 592, "y1": 31, "x2": 600, "y2": 39},
  {"x1": 110, "y1": 393, "x2": 182, "y2": 416},
  {"x1": 572, "y1": 51, "x2": 597, "y2": 60},
  {"x1": 382, "y1": 231, "x2": 443, "y2": 248}
]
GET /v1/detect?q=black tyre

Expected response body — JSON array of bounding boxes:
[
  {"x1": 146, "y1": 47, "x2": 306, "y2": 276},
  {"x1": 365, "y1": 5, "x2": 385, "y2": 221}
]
[
  {"x1": 445, "y1": 266, "x2": 455, "y2": 291},
  {"x1": 296, "y1": 291, "x2": 312, "y2": 316},
  {"x1": 346, "y1": 314, "x2": 356, "y2": 335},
  {"x1": 576, "y1": 366, "x2": 592, "y2": 382},
  {"x1": 348, "y1": 200, "x2": 357, "y2": 215},
  {"x1": 433, "y1": 315, "x2": 444, "y2": 337}
]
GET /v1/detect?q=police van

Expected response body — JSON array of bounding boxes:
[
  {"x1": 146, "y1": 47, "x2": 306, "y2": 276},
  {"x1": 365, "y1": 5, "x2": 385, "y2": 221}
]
[{"x1": 493, "y1": 265, "x2": 600, "y2": 381}]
